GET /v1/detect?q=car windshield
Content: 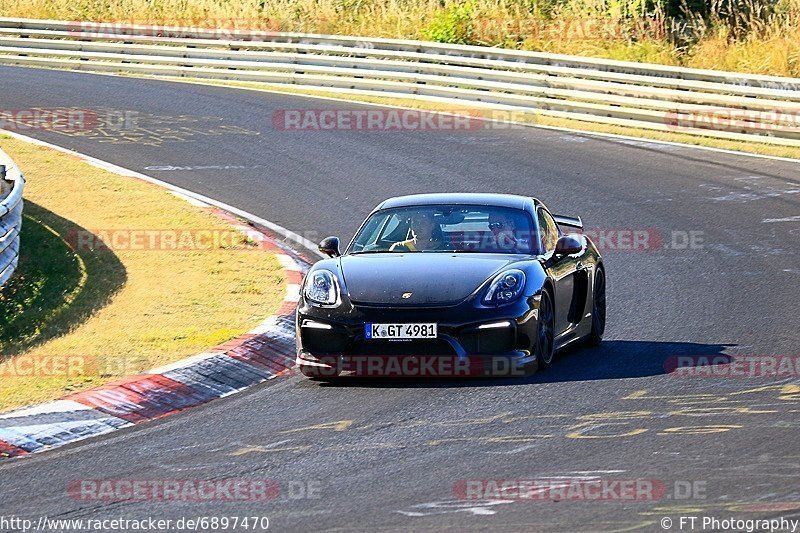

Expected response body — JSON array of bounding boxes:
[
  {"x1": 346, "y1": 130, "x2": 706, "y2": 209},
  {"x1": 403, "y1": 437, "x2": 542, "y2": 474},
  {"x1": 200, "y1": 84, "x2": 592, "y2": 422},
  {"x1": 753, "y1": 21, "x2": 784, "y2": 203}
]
[{"x1": 349, "y1": 204, "x2": 537, "y2": 254}]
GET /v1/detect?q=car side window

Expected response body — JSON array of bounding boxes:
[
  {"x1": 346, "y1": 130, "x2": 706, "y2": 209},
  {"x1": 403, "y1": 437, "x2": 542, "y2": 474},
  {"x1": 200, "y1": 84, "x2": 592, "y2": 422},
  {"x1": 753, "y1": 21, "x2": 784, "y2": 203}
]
[{"x1": 536, "y1": 208, "x2": 560, "y2": 253}]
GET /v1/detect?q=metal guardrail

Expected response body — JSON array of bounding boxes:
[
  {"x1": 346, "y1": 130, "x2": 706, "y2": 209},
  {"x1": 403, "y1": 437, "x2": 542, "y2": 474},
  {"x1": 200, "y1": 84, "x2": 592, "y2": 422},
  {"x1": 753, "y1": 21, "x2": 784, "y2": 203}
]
[
  {"x1": 0, "y1": 147, "x2": 24, "y2": 287},
  {"x1": 0, "y1": 17, "x2": 799, "y2": 147}
]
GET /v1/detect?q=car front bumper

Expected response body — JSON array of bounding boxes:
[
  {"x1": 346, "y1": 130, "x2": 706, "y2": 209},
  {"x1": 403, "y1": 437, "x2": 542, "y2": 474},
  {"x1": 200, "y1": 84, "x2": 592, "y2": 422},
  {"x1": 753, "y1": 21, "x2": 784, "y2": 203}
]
[{"x1": 295, "y1": 295, "x2": 541, "y2": 377}]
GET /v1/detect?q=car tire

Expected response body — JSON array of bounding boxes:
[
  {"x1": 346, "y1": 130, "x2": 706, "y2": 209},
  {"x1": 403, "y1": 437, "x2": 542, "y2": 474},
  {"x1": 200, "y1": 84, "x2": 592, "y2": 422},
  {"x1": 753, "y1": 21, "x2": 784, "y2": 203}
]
[
  {"x1": 587, "y1": 267, "x2": 606, "y2": 347},
  {"x1": 535, "y1": 289, "x2": 556, "y2": 369},
  {"x1": 311, "y1": 376, "x2": 341, "y2": 383}
]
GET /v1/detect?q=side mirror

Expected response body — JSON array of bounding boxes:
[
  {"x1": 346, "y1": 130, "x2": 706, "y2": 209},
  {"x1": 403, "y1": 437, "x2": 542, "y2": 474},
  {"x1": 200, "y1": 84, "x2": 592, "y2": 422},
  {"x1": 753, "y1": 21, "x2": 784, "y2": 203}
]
[
  {"x1": 318, "y1": 236, "x2": 341, "y2": 258},
  {"x1": 554, "y1": 234, "x2": 583, "y2": 256}
]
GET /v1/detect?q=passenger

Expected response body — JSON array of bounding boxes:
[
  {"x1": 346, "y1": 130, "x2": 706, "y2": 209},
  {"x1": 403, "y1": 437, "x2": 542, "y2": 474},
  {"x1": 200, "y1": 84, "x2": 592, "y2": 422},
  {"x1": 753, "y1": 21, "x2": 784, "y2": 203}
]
[{"x1": 488, "y1": 212, "x2": 531, "y2": 252}]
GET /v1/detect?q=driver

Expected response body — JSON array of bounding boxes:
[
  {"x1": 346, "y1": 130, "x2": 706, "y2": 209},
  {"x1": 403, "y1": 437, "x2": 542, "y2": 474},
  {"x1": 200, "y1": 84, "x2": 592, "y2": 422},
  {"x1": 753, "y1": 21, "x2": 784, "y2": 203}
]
[{"x1": 390, "y1": 210, "x2": 446, "y2": 251}]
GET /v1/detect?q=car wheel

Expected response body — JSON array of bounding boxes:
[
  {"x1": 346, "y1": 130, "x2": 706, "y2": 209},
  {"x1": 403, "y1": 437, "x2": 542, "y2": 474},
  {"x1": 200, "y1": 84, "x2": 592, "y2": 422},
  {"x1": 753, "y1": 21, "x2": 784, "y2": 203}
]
[
  {"x1": 587, "y1": 268, "x2": 606, "y2": 346},
  {"x1": 535, "y1": 289, "x2": 555, "y2": 369}
]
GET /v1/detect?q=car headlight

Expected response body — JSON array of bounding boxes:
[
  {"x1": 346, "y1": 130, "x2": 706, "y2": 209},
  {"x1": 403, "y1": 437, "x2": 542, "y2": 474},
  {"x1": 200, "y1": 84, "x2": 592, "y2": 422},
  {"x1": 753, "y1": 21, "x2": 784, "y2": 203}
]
[
  {"x1": 304, "y1": 269, "x2": 340, "y2": 306},
  {"x1": 483, "y1": 269, "x2": 526, "y2": 306}
]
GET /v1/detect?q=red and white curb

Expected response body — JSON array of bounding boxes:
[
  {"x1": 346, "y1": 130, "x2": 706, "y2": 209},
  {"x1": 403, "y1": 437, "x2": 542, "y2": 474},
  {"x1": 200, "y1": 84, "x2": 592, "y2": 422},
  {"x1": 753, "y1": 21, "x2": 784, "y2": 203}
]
[{"x1": 0, "y1": 132, "x2": 315, "y2": 459}]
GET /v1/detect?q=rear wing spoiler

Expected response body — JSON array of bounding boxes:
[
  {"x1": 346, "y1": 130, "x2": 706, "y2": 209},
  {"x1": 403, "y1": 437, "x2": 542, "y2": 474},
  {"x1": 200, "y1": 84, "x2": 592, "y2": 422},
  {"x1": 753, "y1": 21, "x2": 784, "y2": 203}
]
[{"x1": 553, "y1": 214, "x2": 583, "y2": 230}]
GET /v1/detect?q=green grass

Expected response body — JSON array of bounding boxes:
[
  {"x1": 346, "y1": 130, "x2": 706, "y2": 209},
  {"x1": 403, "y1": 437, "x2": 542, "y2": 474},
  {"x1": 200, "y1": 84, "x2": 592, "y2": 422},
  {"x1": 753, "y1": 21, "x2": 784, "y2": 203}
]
[
  {"x1": 0, "y1": 203, "x2": 126, "y2": 355},
  {"x1": 0, "y1": 135, "x2": 285, "y2": 411}
]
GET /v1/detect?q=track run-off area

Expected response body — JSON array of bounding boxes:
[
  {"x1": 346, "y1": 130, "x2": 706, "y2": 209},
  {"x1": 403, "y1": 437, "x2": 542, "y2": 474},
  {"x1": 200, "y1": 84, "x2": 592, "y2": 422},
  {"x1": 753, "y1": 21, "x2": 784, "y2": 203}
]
[{"x1": 1, "y1": 65, "x2": 799, "y2": 532}]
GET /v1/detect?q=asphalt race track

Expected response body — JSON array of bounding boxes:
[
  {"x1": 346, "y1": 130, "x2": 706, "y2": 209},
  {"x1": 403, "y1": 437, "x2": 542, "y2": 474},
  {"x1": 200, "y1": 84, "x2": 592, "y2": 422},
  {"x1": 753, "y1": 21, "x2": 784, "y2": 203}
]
[{"x1": 1, "y1": 65, "x2": 799, "y2": 532}]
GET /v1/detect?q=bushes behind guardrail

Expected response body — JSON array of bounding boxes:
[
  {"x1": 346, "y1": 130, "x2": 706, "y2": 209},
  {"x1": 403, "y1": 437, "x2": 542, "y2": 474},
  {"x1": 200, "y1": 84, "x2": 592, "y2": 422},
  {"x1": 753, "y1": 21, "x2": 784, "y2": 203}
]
[{"x1": 0, "y1": 0, "x2": 798, "y2": 75}]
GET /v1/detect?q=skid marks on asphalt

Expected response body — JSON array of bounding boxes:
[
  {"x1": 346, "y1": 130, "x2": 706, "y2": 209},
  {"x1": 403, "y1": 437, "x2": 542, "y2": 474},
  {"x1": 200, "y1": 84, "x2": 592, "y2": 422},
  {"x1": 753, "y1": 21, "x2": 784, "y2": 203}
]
[
  {"x1": 395, "y1": 499, "x2": 515, "y2": 517},
  {"x1": 395, "y1": 504, "x2": 662, "y2": 532},
  {"x1": 391, "y1": 499, "x2": 800, "y2": 531},
  {"x1": 391, "y1": 483, "x2": 800, "y2": 529},
  {"x1": 699, "y1": 175, "x2": 800, "y2": 203},
  {"x1": 221, "y1": 382, "x2": 800, "y2": 527},
  {"x1": 49, "y1": 107, "x2": 260, "y2": 146},
  {"x1": 227, "y1": 383, "x2": 799, "y2": 458},
  {"x1": 387, "y1": 384, "x2": 800, "y2": 526}
]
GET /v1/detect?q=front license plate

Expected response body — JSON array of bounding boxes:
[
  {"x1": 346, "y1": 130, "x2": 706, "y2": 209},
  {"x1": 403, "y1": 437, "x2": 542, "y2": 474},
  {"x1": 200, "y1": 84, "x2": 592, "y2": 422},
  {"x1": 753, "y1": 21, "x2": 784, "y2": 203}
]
[{"x1": 365, "y1": 323, "x2": 437, "y2": 340}]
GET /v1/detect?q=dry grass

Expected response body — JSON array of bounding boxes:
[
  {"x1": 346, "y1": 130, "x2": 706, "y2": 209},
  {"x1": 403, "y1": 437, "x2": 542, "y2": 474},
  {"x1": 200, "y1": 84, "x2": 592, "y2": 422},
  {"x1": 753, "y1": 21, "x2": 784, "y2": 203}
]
[
  {"x1": 1, "y1": 0, "x2": 799, "y2": 76},
  {"x1": 0, "y1": 135, "x2": 285, "y2": 411}
]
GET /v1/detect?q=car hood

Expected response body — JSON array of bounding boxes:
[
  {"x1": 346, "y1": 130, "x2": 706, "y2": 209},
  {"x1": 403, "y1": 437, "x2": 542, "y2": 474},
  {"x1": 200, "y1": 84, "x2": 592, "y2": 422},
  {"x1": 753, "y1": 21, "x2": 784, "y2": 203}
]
[{"x1": 339, "y1": 253, "x2": 523, "y2": 306}]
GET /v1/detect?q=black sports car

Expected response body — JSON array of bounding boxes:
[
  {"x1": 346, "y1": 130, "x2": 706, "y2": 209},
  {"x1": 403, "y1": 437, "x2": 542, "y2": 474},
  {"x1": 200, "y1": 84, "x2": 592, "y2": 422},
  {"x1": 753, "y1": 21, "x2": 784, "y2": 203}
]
[{"x1": 296, "y1": 193, "x2": 605, "y2": 378}]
